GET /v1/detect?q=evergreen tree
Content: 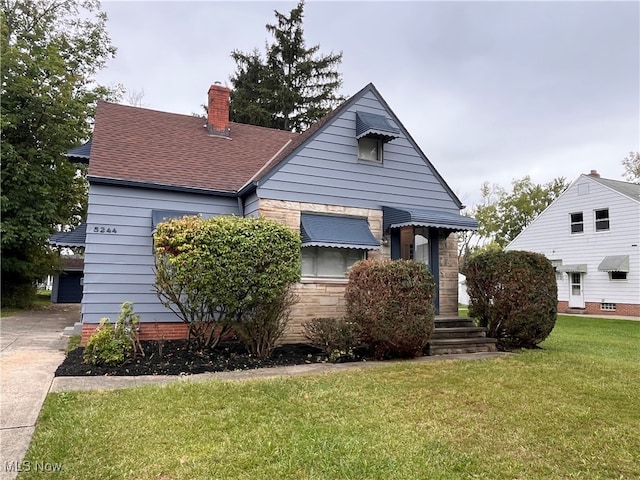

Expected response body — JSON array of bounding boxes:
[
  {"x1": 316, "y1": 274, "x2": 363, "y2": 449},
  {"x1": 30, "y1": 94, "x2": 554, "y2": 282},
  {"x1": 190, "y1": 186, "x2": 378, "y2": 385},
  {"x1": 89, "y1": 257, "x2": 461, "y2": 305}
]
[
  {"x1": 229, "y1": 0, "x2": 345, "y2": 132},
  {"x1": 1, "y1": 0, "x2": 117, "y2": 307}
]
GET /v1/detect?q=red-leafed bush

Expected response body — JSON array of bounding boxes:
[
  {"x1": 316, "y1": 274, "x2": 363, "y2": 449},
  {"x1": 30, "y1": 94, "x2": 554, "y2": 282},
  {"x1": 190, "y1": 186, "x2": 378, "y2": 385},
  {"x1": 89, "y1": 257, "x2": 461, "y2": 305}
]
[{"x1": 345, "y1": 259, "x2": 435, "y2": 359}]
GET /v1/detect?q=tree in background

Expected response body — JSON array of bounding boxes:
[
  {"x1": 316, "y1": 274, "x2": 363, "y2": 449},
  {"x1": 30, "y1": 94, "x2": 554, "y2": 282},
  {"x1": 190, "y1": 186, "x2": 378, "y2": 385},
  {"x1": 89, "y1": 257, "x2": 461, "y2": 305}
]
[
  {"x1": 229, "y1": 0, "x2": 345, "y2": 132},
  {"x1": 622, "y1": 151, "x2": 640, "y2": 183},
  {"x1": 461, "y1": 176, "x2": 568, "y2": 258},
  {"x1": 1, "y1": 0, "x2": 117, "y2": 307}
]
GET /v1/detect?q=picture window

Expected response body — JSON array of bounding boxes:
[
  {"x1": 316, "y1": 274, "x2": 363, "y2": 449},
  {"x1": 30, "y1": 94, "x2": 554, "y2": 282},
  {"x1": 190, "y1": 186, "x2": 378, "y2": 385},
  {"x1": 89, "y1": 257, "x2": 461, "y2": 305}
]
[{"x1": 301, "y1": 247, "x2": 365, "y2": 278}]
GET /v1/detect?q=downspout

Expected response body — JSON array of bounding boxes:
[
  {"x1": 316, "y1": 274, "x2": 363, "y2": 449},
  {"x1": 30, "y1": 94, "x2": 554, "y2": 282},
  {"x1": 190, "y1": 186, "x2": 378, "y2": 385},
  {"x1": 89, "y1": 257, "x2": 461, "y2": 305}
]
[{"x1": 237, "y1": 196, "x2": 244, "y2": 217}]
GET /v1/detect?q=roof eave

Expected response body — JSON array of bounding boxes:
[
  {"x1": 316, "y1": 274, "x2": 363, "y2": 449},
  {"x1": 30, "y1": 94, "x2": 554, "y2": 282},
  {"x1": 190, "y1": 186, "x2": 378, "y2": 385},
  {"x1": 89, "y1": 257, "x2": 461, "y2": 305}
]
[{"x1": 87, "y1": 176, "x2": 239, "y2": 197}]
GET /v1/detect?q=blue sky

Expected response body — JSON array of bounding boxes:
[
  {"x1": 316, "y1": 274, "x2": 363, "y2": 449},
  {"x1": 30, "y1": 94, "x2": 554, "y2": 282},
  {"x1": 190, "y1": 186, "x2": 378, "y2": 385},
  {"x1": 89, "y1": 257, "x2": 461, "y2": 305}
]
[{"x1": 95, "y1": 0, "x2": 639, "y2": 206}]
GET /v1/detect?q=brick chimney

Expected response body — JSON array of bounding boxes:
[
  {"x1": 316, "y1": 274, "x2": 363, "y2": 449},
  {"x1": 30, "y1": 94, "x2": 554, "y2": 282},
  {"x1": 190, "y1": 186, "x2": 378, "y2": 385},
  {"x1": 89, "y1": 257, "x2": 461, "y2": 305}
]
[
  {"x1": 588, "y1": 169, "x2": 600, "y2": 178},
  {"x1": 207, "y1": 82, "x2": 230, "y2": 136}
]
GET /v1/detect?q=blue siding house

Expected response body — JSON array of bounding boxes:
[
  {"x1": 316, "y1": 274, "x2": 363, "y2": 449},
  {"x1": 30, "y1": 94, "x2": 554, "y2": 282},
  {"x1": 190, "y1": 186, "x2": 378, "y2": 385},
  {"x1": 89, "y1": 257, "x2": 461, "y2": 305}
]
[{"x1": 72, "y1": 83, "x2": 477, "y2": 343}]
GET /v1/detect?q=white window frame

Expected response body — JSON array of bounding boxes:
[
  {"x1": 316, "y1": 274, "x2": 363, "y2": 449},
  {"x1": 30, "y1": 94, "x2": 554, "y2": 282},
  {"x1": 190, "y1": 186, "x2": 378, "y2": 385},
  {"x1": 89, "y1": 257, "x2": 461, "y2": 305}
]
[
  {"x1": 550, "y1": 259, "x2": 563, "y2": 280},
  {"x1": 609, "y1": 271, "x2": 627, "y2": 281},
  {"x1": 570, "y1": 212, "x2": 584, "y2": 235},
  {"x1": 594, "y1": 208, "x2": 610, "y2": 232}
]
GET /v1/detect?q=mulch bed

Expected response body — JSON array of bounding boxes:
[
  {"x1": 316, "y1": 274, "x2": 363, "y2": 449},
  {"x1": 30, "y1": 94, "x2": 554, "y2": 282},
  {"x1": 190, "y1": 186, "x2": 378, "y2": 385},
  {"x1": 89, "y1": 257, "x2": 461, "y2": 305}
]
[{"x1": 55, "y1": 341, "x2": 335, "y2": 377}]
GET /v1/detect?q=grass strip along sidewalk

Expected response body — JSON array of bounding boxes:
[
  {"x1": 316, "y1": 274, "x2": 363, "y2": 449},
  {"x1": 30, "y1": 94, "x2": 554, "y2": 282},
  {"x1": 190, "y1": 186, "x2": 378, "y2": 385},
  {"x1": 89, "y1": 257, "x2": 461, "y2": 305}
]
[{"x1": 21, "y1": 315, "x2": 640, "y2": 479}]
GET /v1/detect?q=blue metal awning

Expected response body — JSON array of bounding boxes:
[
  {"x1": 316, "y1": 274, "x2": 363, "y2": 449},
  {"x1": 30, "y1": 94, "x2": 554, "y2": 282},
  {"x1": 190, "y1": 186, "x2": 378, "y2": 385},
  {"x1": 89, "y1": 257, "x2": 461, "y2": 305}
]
[
  {"x1": 49, "y1": 223, "x2": 87, "y2": 248},
  {"x1": 152, "y1": 210, "x2": 199, "y2": 228},
  {"x1": 65, "y1": 139, "x2": 92, "y2": 164},
  {"x1": 355, "y1": 111, "x2": 400, "y2": 142},
  {"x1": 300, "y1": 213, "x2": 380, "y2": 249},
  {"x1": 383, "y1": 206, "x2": 478, "y2": 232}
]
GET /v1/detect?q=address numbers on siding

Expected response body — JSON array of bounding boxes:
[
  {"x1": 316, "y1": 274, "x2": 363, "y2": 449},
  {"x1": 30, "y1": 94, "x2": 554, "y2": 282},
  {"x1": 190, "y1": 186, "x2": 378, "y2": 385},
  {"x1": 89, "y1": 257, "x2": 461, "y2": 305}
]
[{"x1": 93, "y1": 226, "x2": 117, "y2": 234}]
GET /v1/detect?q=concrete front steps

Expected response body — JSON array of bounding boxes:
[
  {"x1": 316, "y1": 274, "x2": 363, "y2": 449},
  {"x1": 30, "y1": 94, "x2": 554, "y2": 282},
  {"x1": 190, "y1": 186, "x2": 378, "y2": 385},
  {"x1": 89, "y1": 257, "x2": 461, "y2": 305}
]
[{"x1": 427, "y1": 315, "x2": 497, "y2": 355}]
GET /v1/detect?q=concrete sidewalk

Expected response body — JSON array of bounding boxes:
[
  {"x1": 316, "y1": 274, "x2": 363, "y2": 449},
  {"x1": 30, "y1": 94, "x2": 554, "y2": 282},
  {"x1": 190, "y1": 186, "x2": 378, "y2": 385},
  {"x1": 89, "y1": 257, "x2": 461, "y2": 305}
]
[{"x1": 0, "y1": 304, "x2": 79, "y2": 480}]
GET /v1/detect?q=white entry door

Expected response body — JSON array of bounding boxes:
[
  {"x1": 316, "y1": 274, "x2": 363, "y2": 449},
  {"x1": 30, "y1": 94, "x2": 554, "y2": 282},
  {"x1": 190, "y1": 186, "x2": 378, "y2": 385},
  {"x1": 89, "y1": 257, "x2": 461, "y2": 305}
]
[{"x1": 568, "y1": 273, "x2": 585, "y2": 308}]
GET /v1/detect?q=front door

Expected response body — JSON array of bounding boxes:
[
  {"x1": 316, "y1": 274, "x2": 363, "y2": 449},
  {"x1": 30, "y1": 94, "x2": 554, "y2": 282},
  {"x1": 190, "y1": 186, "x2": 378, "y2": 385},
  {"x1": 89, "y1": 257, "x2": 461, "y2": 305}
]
[{"x1": 568, "y1": 273, "x2": 584, "y2": 308}]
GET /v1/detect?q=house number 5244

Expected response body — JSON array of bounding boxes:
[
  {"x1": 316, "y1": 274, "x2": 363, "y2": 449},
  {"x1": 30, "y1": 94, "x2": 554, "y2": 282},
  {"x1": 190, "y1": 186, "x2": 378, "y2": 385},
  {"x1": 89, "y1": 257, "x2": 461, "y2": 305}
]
[{"x1": 93, "y1": 226, "x2": 117, "y2": 234}]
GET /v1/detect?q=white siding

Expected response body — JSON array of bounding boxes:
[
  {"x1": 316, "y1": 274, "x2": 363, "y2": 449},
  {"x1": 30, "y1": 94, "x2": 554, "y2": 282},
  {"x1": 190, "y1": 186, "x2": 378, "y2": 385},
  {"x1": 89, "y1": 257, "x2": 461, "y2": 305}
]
[
  {"x1": 507, "y1": 176, "x2": 640, "y2": 305},
  {"x1": 82, "y1": 184, "x2": 239, "y2": 324}
]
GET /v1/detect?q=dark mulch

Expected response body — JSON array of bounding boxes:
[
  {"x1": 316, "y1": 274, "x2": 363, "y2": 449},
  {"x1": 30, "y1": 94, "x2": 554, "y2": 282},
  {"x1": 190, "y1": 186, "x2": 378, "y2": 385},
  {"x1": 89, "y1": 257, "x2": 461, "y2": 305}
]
[{"x1": 55, "y1": 341, "x2": 335, "y2": 377}]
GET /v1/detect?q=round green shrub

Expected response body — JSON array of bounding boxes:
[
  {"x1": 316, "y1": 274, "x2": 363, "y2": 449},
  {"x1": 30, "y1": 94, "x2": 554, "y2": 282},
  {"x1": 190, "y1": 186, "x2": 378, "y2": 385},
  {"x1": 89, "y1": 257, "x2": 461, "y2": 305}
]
[
  {"x1": 463, "y1": 250, "x2": 557, "y2": 348},
  {"x1": 153, "y1": 215, "x2": 301, "y2": 352},
  {"x1": 83, "y1": 318, "x2": 131, "y2": 367},
  {"x1": 345, "y1": 259, "x2": 435, "y2": 359}
]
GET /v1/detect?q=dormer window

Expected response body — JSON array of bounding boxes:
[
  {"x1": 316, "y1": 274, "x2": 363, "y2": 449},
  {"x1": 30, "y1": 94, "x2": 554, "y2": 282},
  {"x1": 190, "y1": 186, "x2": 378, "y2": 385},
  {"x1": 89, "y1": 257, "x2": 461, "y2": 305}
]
[{"x1": 355, "y1": 111, "x2": 400, "y2": 164}]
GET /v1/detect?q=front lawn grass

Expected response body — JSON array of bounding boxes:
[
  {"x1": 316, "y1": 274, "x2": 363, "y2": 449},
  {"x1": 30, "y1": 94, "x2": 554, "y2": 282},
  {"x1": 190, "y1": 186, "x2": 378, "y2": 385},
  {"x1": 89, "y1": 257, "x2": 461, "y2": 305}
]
[
  {"x1": 22, "y1": 315, "x2": 640, "y2": 479},
  {"x1": 1, "y1": 290, "x2": 52, "y2": 317}
]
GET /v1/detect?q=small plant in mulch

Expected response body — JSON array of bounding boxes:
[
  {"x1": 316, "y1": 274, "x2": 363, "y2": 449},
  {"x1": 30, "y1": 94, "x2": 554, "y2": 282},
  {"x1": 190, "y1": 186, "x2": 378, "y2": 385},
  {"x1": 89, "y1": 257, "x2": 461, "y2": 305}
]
[
  {"x1": 57, "y1": 341, "x2": 331, "y2": 377},
  {"x1": 83, "y1": 302, "x2": 144, "y2": 367}
]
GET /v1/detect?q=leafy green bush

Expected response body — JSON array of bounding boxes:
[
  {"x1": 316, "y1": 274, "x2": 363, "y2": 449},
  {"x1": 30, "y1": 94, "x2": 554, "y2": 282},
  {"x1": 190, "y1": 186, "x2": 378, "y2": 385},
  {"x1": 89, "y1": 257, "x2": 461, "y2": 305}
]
[
  {"x1": 303, "y1": 316, "x2": 362, "y2": 362},
  {"x1": 345, "y1": 259, "x2": 435, "y2": 359},
  {"x1": 84, "y1": 318, "x2": 131, "y2": 366},
  {"x1": 234, "y1": 286, "x2": 297, "y2": 358},
  {"x1": 83, "y1": 302, "x2": 143, "y2": 366},
  {"x1": 153, "y1": 215, "x2": 301, "y2": 351},
  {"x1": 1, "y1": 281, "x2": 37, "y2": 309},
  {"x1": 463, "y1": 250, "x2": 557, "y2": 348}
]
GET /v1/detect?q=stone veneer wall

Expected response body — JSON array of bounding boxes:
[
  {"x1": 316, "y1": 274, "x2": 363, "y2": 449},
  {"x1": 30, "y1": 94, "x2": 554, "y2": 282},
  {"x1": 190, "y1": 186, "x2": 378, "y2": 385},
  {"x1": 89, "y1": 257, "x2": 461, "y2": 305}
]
[
  {"x1": 258, "y1": 199, "x2": 461, "y2": 343},
  {"x1": 438, "y1": 232, "x2": 459, "y2": 315},
  {"x1": 259, "y1": 199, "x2": 387, "y2": 343}
]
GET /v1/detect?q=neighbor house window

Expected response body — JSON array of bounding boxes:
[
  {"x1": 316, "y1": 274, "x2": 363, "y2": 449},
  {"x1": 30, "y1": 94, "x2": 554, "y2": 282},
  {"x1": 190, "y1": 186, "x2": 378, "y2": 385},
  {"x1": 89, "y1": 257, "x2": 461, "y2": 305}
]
[
  {"x1": 550, "y1": 259, "x2": 563, "y2": 280},
  {"x1": 301, "y1": 247, "x2": 365, "y2": 278},
  {"x1": 610, "y1": 271, "x2": 627, "y2": 280},
  {"x1": 601, "y1": 303, "x2": 616, "y2": 311},
  {"x1": 595, "y1": 208, "x2": 610, "y2": 231},
  {"x1": 358, "y1": 137, "x2": 382, "y2": 162},
  {"x1": 570, "y1": 212, "x2": 584, "y2": 234}
]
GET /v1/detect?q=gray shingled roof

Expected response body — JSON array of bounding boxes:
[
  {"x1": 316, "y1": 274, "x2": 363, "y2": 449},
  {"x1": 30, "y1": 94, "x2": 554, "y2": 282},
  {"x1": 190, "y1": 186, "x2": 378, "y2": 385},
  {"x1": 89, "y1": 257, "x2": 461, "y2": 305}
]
[{"x1": 589, "y1": 176, "x2": 640, "y2": 202}]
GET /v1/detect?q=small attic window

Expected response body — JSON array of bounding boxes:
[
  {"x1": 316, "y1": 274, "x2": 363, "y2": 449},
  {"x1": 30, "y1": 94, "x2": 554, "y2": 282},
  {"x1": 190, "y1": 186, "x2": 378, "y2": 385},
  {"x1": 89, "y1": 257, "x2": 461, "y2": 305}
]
[{"x1": 358, "y1": 137, "x2": 382, "y2": 162}]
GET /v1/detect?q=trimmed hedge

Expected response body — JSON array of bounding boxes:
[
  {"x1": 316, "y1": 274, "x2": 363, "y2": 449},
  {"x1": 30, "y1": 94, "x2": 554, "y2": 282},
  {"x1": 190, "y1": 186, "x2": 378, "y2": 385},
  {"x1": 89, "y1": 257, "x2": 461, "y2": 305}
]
[
  {"x1": 463, "y1": 250, "x2": 557, "y2": 348},
  {"x1": 345, "y1": 259, "x2": 435, "y2": 359},
  {"x1": 153, "y1": 215, "x2": 301, "y2": 353}
]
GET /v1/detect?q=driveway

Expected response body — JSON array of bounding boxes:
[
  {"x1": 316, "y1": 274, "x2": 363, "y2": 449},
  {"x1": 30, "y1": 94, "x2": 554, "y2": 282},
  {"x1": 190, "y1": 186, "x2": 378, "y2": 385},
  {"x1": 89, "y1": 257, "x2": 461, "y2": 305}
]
[{"x1": 0, "y1": 304, "x2": 79, "y2": 480}]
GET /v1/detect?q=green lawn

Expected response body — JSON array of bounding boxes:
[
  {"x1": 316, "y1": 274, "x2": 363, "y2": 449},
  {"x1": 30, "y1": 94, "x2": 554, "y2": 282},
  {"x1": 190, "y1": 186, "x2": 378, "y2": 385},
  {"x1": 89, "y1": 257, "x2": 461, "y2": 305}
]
[
  {"x1": 0, "y1": 290, "x2": 52, "y2": 317},
  {"x1": 21, "y1": 315, "x2": 640, "y2": 479}
]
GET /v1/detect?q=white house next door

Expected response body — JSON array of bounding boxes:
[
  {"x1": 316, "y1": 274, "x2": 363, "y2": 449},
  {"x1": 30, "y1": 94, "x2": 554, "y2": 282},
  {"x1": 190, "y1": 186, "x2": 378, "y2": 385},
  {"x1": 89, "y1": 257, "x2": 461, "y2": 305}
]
[{"x1": 569, "y1": 273, "x2": 585, "y2": 308}]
